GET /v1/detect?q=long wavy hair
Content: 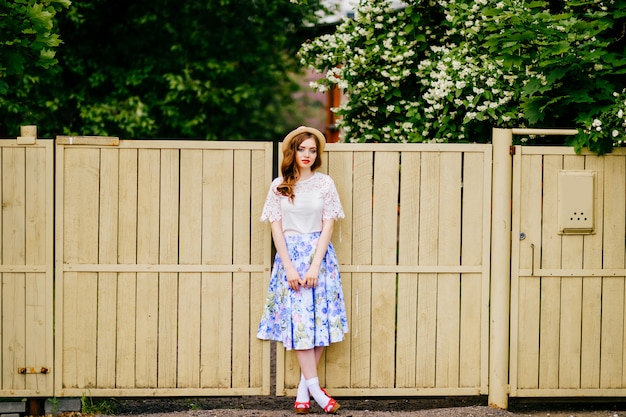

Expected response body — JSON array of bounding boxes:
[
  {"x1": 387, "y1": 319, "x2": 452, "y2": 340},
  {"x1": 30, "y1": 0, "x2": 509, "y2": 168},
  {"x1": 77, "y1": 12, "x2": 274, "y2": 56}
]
[{"x1": 277, "y1": 132, "x2": 322, "y2": 201}]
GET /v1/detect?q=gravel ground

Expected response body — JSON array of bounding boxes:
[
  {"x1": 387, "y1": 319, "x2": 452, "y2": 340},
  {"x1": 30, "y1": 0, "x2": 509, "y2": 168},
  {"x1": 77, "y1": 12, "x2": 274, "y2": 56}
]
[{"x1": 96, "y1": 396, "x2": 626, "y2": 417}]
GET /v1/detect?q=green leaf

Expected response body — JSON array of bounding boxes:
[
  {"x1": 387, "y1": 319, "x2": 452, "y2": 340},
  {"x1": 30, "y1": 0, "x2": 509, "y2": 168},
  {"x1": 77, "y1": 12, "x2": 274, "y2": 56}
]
[{"x1": 521, "y1": 97, "x2": 546, "y2": 124}]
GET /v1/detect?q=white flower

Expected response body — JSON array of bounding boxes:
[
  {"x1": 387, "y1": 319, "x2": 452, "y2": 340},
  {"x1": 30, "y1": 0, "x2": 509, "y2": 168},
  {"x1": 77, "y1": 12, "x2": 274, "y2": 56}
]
[{"x1": 612, "y1": 130, "x2": 619, "y2": 137}]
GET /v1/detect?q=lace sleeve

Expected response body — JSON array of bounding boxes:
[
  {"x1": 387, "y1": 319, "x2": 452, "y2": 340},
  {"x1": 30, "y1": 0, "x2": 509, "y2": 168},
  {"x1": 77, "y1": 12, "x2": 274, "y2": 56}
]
[
  {"x1": 322, "y1": 176, "x2": 345, "y2": 220},
  {"x1": 260, "y1": 178, "x2": 283, "y2": 223}
]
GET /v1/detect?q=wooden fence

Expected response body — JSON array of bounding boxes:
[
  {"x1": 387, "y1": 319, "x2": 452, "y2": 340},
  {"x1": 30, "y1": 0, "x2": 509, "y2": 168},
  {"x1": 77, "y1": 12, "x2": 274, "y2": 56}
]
[
  {"x1": 55, "y1": 139, "x2": 272, "y2": 397},
  {"x1": 0, "y1": 139, "x2": 54, "y2": 397},
  {"x1": 510, "y1": 145, "x2": 626, "y2": 397},
  {"x1": 279, "y1": 144, "x2": 492, "y2": 398},
  {"x1": 1, "y1": 132, "x2": 626, "y2": 406}
]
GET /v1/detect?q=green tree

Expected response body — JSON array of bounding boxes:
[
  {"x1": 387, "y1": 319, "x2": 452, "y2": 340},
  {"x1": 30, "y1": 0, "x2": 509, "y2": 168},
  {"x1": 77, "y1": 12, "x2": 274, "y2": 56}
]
[
  {"x1": 0, "y1": 0, "x2": 329, "y2": 139},
  {"x1": 0, "y1": 0, "x2": 70, "y2": 104},
  {"x1": 300, "y1": 0, "x2": 626, "y2": 154}
]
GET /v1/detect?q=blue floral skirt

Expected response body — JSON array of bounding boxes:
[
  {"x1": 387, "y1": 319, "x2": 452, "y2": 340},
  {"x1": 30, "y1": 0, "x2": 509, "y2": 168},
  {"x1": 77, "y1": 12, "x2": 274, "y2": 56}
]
[{"x1": 257, "y1": 231, "x2": 349, "y2": 350}]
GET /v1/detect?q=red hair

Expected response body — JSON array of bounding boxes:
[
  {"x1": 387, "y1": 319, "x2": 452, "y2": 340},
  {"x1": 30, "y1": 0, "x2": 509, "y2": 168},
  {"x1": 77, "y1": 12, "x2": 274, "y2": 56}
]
[{"x1": 277, "y1": 132, "x2": 322, "y2": 201}]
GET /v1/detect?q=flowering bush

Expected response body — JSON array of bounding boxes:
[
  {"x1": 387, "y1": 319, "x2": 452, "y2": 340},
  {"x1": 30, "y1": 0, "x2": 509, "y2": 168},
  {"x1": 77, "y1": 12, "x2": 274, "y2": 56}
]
[
  {"x1": 574, "y1": 88, "x2": 626, "y2": 153},
  {"x1": 298, "y1": 0, "x2": 626, "y2": 154}
]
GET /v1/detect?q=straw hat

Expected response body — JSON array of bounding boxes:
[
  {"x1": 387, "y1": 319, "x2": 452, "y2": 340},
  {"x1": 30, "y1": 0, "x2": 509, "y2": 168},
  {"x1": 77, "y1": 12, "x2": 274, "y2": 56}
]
[{"x1": 282, "y1": 126, "x2": 326, "y2": 154}]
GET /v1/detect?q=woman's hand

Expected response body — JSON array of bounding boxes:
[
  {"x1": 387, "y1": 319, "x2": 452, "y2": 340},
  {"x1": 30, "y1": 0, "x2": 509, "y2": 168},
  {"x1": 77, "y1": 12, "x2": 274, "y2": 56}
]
[
  {"x1": 303, "y1": 264, "x2": 320, "y2": 288},
  {"x1": 285, "y1": 265, "x2": 304, "y2": 291}
]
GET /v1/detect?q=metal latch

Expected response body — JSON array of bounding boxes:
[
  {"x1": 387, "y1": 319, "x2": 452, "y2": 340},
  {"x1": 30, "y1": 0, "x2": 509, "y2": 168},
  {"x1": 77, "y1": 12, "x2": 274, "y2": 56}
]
[{"x1": 18, "y1": 367, "x2": 49, "y2": 374}]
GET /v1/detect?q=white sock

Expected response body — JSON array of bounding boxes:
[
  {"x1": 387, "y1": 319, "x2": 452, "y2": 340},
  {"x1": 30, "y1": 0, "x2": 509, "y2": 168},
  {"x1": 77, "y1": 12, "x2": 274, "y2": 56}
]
[
  {"x1": 296, "y1": 374, "x2": 309, "y2": 403},
  {"x1": 305, "y1": 377, "x2": 330, "y2": 408}
]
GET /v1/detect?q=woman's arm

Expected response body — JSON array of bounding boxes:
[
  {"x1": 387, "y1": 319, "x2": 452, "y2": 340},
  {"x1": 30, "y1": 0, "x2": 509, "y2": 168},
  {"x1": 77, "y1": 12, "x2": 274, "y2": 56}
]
[
  {"x1": 303, "y1": 219, "x2": 334, "y2": 288},
  {"x1": 271, "y1": 220, "x2": 305, "y2": 291}
]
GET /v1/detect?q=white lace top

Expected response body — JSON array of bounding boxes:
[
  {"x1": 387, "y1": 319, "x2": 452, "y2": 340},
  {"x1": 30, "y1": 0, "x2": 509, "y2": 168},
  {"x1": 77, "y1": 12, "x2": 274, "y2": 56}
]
[{"x1": 261, "y1": 172, "x2": 344, "y2": 235}]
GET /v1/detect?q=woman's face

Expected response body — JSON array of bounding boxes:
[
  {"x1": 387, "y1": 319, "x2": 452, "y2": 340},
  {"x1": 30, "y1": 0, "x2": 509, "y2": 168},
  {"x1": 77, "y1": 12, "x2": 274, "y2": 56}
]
[{"x1": 295, "y1": 138, "x2": 318, "y2": 170}]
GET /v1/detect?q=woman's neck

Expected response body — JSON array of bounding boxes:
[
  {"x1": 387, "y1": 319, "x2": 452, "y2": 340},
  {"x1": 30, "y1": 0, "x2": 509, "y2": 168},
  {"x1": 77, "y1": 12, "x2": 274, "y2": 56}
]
[{"x1": 297, "y1": 169, "x2": 314, "y2": 182}]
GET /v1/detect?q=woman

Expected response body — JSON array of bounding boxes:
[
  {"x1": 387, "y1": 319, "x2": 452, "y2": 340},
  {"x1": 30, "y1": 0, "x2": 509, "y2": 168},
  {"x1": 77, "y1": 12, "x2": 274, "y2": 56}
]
[{"x1": 257, "y1": 126, "x2": 348, "y2": 414}]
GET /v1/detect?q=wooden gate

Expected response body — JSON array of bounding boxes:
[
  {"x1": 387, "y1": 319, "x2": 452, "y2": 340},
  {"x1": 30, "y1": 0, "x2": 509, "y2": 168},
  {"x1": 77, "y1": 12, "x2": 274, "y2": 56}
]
[
  {"x1": 510, "y1": 146, "x2": 626, "y2": 396},
  {"x1": 277, "y1": 144, "x2": 493, "y2": 397},
  {"x1": 0, "y1": 138, "x2": 54, "y2": 397},
  {"x1": 54, "y1": 138, "x2": 272, "y2": 396}
]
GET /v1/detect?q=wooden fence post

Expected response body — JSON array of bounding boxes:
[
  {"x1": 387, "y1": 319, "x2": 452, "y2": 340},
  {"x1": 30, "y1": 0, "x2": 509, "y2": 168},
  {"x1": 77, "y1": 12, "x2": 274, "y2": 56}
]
[{"x1": 489, "y1": 128, "x2": 513, "y2": 409}]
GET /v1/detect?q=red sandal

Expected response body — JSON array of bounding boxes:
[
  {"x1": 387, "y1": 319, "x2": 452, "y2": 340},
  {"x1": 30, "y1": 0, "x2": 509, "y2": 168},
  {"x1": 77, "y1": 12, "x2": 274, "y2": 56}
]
[
  {"x1": 294, "y1": 401, "x2": 310, "y2": 414},
  {"x1": 323, "y1": 398, "x2": 340, "y2": 414}
]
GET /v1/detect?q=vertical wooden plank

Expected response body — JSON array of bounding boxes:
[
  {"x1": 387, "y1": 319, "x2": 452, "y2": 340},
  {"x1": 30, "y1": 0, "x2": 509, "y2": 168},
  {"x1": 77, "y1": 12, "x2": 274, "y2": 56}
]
[
  {"x1": 328, "y1": 150, "x2": 353, "y2": 264},
  {"x1": 73, "y1": 272, "x2": 99, "y2": 389},
  {"x1": 6, "y1": 275, "x2": 24, "y2": 391},
  {"x1": 580, "y1": 155, "x2": 603, "y2": 388},
  {"x1": 397, "y1": 151, "x2": 420, "y2": 387},
  {"x1": 178, "y1": 149, "x2": 203, "y2": 388},
  {"x1": 96, "y1": 148, "x2": 119, "y2": 388},
  {"x1": 116, "y1": 273, "x2": 137, "y2": 388},
  {"x1": 0, "y1": 148, "x2": 24, "y2": 391},
  {"x1": 435, "y1": 152, "x2": 462, "y2": 388},
  {"x1": 203, "y1": 150, "x2": 234, "y2": 264},
  {"x1": 416, "y1": 152, "x2": 439, "y2": 387},
  {"x1": 372, "y1": 152, "x2": 400, "y2": 388},
  {"x1": 326, "y1": 150, "x2": 353, "y2": 388},
  {"x1": 558, "y1": 156, "x2": 585, "y2": 388},
  {"x1": 158, "y1": 149, "x2": 180, "y2": 388},
  {"x1": 351, "y1": 151, "x2": 373, "y2": 388},
  {"x1": 136, "y1": 149, "x2": 160, "y2": 388},
  {"x1": 63, "y1": 148, "x2": 100, "y2": 264},
  {"x1": 371, "y1": 152, "x2": 399, "y2": 388},
  {"x1": 480, "y1": 145, "x2": 492, "y2": 394},
  {"x1": 61, "y1": 272, "x2": 78, "y2": 388},
  {"x1": 62, "y1": 147, "x2": 100, "y2": 389},
  {"x1": 516, "y1": 153, "x2": 543, "y2": 389},
  {"x1": 24, "y1": 274, "x2": 47, "y2": 391},
  {"x1": 44, "y1": 141, "x2": 54, "y2": 396},
  {"x1": 250, "y1": 146, "x2": 272, "y2": 392},
  {"x1": 232, "y1": 149, "x2": 249, "y2": 264},
  {"x1": 600, "y1": 155, "x2": 625, "y2": 388},
  {"x1": 539, "y1": 155, "x2": 562, "y2": 388},
  {"x1": 232, "y1": 150, "x2": 251, "y2": 388},
  {"x1": 2, "y1": 147, "x2": 25, "y2": 264},
  {"x1": 200, "y1": 149, "x2": 234, "y2": 388},
  {"x1": 53, "y1": 143, "x2": 63, "y2": 394},
  {"x1": 201, "y1": 272, "x2": 232, "y2": 388},
  {"x1": 25, "y1": 147, "x2": 49, "y2": 391},
  {"x1": 2, "y1": 189, "x2": 25, "y2": 396},
  {"x1": 459, "y1": 152, "x2": 484, "y2": 388},
  {"x1": 116, "y1": 148, "x2": 138, "y2": 388},
  {"x1": 25, "y1": 147, "x2": 46, "y2": 263},
  {"x1": 232, "y1": 271, "x2": 248, "y2": 388},
  {"x1": 283, "y1": 351, "x2": 300, "y2": 393},
  {"x1": 620, "y1": 156, "x2": 626, "y2": 389}
]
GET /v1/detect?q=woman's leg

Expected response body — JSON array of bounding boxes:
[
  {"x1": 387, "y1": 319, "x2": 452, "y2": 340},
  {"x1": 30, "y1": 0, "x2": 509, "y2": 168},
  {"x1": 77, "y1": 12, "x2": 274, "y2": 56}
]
[
  {"x1": 295, "y1": 348, "x2": 318, "y2": 380},
  {"x1": 314, "y1": 346, "x2": 324, "y2": 366},
  {"x1": 296, "y1": 346, "x2": 325, "y2": 407},
  {"x1": 296, "y1": 349, "x2": 339, "y2": 413}
]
